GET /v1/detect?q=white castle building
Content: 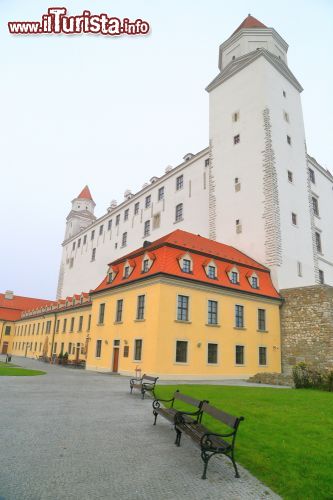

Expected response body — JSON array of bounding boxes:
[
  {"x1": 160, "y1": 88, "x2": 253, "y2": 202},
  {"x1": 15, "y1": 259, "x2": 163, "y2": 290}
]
[{"x1": 57, "y1": 15, "x2": 333, "y2": 299}]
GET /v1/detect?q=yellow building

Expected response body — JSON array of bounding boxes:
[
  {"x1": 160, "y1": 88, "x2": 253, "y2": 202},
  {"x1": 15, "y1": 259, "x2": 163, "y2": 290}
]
[
  {"x1": 86, "y1": 230, "x2": 282, "y2": 379},
  {"x1": 1, "y1": 230, "x2": 282, "y2": 379}
]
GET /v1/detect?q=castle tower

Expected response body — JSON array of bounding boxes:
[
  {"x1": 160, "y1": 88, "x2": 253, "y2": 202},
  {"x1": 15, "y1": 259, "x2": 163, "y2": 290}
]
[
  {"x1": 207, "y1": 15, "x2": 317, "y2": 289},
  {"x1": 64, "y1": 186, "x2": 96, "y2": 241}
]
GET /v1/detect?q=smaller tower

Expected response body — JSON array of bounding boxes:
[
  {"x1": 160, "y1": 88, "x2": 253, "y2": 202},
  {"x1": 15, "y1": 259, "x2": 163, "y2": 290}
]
[{"x1": 64, "y1": 186, "x2": 96, "y2": 241}]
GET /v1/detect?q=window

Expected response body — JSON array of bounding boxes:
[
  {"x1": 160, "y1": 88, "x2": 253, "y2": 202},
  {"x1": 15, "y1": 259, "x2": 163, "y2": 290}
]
[
  {"x1": 319, "y1": 270, "x2": 324, "y2": 284},
  {"x1": 70, "y1": 317, "x2": 75, "y2": 332},
  {"x1": 208, "y1": 300, "x2": 218, "y2": 325},
  {"x1": 288, "y1": 170, "x2": 293, "y2": 183},
  {"x1": 176, "y1": 340, "x2": 188, "y2": 363},
  {"x1": 83, "y1": 235, "x2": 87, "y2": 245},
  {"x1": 134, "y1": 202, "x2": 140, "y2": 215},
  {"x1": 123, "y1": 345, "x2": 129, "y2": 357},
  {"x1": 235, "y1": 345, "x2": 244, "y2": 365},
  {"x1": 98, "y1": 303, "x2": 105, "y2": 324},
  {"x1": 177, "y1": 295, "x2": 189, "y2": 321},
  {"x1": 145, "y1": 195, "x2": 151, "y2": 208},
  {"x1": 235, "y1": 305, "x2": 244, "y2": 328},
  {"x1": 232, "y1": 112, "x2": 239, "y2": 122},
  {"x1": 158, "y1": 186, "x2": 165, "y2": 201},
  {"x1": 91, "y1": 230, "x2": 95, "y2": 240},
  {"x1": 4, "y1": 326, "x2": 11, "y2": 336},
  {"x1": 53, "y1": 342, "x2": 57, "y2": 354},
  {"x1": 91, "y1": 248, "x2": 96, "y2": 261},
  {"x1": 78, "y1": 239, "x2": 81, "y2": 248},
  {"x1": 259, "y1": 346, "x2": 267, "y2": 366},
  {"x1": 309, "y1": 168, "x2": 315, "y2": 184},
  {"x1": 55, "y1": 320, "x2": 60, "y2": 333},
  {"x1": 176, "y1": 175, "x2": 184, "y2": 191},
  {"x1": 95, "y1": 340, "x2": 102, "y2": 358},
  {"x1": 297, "y1": 261, "x2": 302, "y2": 277},
  {"x1": 205, "y1": 158, "x2": 210, "y2": 167},
  {"x1": 283, "y1": 90, "x2": 286, "y2": 97},
  {"x1": 144, "y1": 220, "x2": 150, "y2": 237},
  {"x1": 175, "y1": 203, "x2": 183, "y2": 222},
  {"x1": 115, "y1": 214, "x2": 120, "y2": 226},
  {"x1": 251, "y1": 276, "x2": 258, "y2": 289},
  {"x1": 208, "y1": 265, "x2": 216, "y2": 279},
  {"x1": 258, "y1": 309, "x2": 266, "y2": 331},
  {"x1": 235, "y1": 219, "x2": 242, "y2": 233},
  {"x1": 231, "y1": 271, "x2": 239, "y2": 284},
  {"x1": 99, "y1": 225, "x2": 103, "y2": 235},
  {"x1": 116, "y1": 300, "x2": 123, "y2": 322},
  {"x1": 291, "y1": 213, "x2": 297, "y2": 226},
  {"x1": 142, "y1": 259, "x2": 149, "y2": 273},
  {"x1": 46, "y1": 321, "x2": 51, "y2": 334},
  {"x1": 153, "y1": 213, "x2": 160, "y2": 229},
  {"x1": 182, "y1": 259, "x2": 191, "y2": 273},
  {"x1": 124, "y1": 266, "x2": 130, "y2": 278},
  {"x1": 312, "y1": 197, "x2": 319, "y2": 217},
  {"x1": 134, "y1": 339, "x2": 142, "y2": 361},
  {"x1": 122, "y1": 232, "x2": 127, "y2": 247},
  {"x1": 87, "y1": 314, "x2": 91, "y2": 331},
  {"x1": 233, "y1": 134, "x2": 240, "y2": 145},
  {"x1": 72, "y1": 242, "x2": 76, "y2": 251},
  {"x1": 108, "y1": 219, "x2": 112, "y2": 230},
  {"x1": 62, "y1": 319, "x2": 67, "y2": 333},
  {"x1": 124, "y1": 209, "x2": 129, "y2": 221},
  {"x1": 136, "y1": 295, "x2": 145, "y2": 320},
  {"x1": 287, "y1": 135, "x2": 291, "y2": 145},
  {"x1": 315, "y1": 232, "x2": 322, "y2": 253},
  {"x1": 283, "y1": 111, "x2": 289, "y2": 122},
  {"x1": 78, "y1": 316, "x2": 83, "y2": 332},
  {"x1": 207, "y1": 343, "x2": 218, "y2": 364}
]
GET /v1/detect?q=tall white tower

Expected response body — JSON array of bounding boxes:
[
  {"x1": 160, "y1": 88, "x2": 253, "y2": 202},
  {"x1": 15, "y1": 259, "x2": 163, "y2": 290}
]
[
  {"x1": 207, "y1": 15, "x2": 317, "y2": 289},
  {"x1": 64, "y1": 186, "x2": 96, "y2": 241}
]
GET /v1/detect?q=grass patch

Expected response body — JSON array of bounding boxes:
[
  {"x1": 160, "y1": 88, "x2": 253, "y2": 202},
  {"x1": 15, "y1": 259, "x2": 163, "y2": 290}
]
[
  {"x1": 0, "y1": 362, "x2": 45, "y2": 376},
  {"x1": 155, "y1": 385, "x2": 333, "y2": 500}
]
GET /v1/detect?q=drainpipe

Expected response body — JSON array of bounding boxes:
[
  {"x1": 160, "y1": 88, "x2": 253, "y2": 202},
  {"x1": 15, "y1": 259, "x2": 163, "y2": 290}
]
[
  {"x1": 50, "y1": 313, "x2": 57, "y2": 363},
  {"x1": 0, "y1": 321, "x2": 4, "y2": 351}
]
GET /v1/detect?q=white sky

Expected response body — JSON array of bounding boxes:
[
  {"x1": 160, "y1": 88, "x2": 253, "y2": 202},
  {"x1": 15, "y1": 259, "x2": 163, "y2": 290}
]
[{"x1": 0, "y1": 0, "x2": 332, "y2": 299}]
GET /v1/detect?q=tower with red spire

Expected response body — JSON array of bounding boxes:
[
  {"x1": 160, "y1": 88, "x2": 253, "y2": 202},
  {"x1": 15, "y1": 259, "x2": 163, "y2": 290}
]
[{"x1": 64, "y1": 185, "x2": 96, "y2": 241}]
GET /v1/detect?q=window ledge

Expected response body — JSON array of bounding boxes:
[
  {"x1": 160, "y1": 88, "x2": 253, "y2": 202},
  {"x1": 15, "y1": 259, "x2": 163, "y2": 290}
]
[
  {"x1": 174, "y1": 320, "x2": 192, "y2": 324},
  {"x1": 113, "y1": 321, "x2": 123, "y2": 325},
  {"x1": 97, "y1": 323, "x2": 104, "y2": 327},
  {"x1": 257, "y1": 330, "x2": 268, "y2": 333},
  {"x1": 174, "y1": 362, "x2": 188, "y2": 365},
  {"x1": 234, "y1": 327, "x2": 246, "y2": 331},
  {"x1": 235, "y1": 364, "x2": 246, "y2": 367},
  {"x1": 134, "y1": 319, "x2": 145, "y2": 322},
  {"x1": 205, "y1": 323, "x2": 221, "y2": 328},
  {"x1": 174, "y1": 218, "x2": 184, "y2": 224}
]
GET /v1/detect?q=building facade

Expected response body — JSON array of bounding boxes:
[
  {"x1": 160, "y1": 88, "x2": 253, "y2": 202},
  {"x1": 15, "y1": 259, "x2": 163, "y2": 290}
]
[
  {"x1": 2, "y1": 230, "x2": 282, "y2": 379},
  {"x1": 57, "y1": 15, "x2": 333, "y2": 299}
]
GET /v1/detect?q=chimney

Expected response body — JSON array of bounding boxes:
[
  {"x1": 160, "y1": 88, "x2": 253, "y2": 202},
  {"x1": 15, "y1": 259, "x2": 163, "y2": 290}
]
[
  {"x1": 143, "y1": 240, "x2": 152, "y2": 248},
  {"x1": 5, "y1": 290, "x2": 14, "y2": 300}
]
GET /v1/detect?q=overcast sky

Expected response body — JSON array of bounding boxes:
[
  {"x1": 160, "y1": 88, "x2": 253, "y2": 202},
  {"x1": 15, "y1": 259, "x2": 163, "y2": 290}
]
[{"x1": 0, "y1": 0, "x2": 332, "y2": 299}]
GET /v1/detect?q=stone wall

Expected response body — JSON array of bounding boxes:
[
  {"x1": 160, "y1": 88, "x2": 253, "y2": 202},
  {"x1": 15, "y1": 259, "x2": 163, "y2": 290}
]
[{"x1": 280, "y1": 285, "x2": 333, "y2": 374}]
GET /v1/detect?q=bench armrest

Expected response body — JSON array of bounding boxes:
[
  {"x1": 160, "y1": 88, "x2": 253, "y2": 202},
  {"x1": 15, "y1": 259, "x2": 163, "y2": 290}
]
[
  {"x1": 174, "y1": 409, "x2": 202, "y2": 425},
  {"x1": 152, "y1": 397, "x2": 174, "y2": 410},
  {"x1": 200, "y1": 431, "x2": 235, "y2": 448},
  {"x1": 130, "y1": 377, "x2": 142, "y2": 384}
]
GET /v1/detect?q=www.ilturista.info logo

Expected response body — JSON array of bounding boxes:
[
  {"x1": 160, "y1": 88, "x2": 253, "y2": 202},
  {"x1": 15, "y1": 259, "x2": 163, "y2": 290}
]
[{"x1": 8, "y1": 7, "x2": 150, "y2": 36}]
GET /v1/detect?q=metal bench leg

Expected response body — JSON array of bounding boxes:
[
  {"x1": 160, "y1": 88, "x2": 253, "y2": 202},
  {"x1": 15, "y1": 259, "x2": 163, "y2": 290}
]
[
  {"x1": 175, "y1": 429, "x2": 182, "y2": 447},
  {"x1": 130, "y1": 386, "x2": 133, "y2": 394},
  {"x1": 231, "y1": 455, "x2": 240, "y2": 478},
  {"x1": 153, "y1": 411, "x2": 158, "y2": 425},
  {"x1": 201, "y1": 451, "x2": 213, "y2": 480},
  {"x1": 141, "y1": 388, "x2": 145, "y2": 400}
]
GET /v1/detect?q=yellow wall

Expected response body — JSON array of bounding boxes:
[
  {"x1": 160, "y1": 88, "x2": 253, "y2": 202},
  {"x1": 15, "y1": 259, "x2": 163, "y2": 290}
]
[
  {"x1": 0, "y1": 320, "x2": 15, "y2": 354},
  {"x1": 86, "y1": 277, "x2": 281, "y2": 379}
]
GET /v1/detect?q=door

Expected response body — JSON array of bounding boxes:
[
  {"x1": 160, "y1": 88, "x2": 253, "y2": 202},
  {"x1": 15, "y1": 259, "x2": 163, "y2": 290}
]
[
  {"x1": 1, "y1": 342, "x2": 8, "y2": 354},
  {"x1": 75, "y1": 344, "x2": 80, "y2": 362},
  {"x1": 112, "y1": 348, "x2": 119, "y2": 372}
]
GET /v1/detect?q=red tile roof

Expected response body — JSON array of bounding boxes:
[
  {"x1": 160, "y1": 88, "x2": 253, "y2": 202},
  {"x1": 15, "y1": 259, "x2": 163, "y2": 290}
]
[
  {"x1": 77, "y1": 185, "x2": 93, "y2": 200},
  {"x1": 232, "y1": 15, "x2": 267, "y2": 36},
  {"x1": 94, "y1": 230, "x2": 280, "y2": 299},
  {"x1": 0, "y1": 294, "x2": 56, "y2": 322},
  {"x1": 0, "y1": 307, "x2": 22, "y2": 321}
]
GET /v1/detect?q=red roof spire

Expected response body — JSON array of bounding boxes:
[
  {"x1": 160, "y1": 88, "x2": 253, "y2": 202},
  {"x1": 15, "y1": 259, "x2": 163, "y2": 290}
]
[
  {"x1": 232, "y1": 14, "x2": 267, "y2": 36},
  {"x1": 77, "y1": 185, "x2": 93, "y2": 200}
]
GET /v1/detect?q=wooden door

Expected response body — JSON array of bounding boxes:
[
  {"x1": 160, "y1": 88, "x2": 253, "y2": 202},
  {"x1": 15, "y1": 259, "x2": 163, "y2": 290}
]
[
  {"x1": 1, "y1": 342, "x2": 8, "y2": 354},
  {"x1": 112, "y1": 348, "x2": 119, "y2": 372}
]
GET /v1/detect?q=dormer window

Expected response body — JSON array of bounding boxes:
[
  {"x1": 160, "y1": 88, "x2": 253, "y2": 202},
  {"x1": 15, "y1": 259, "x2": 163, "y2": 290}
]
[
  {"x1": 143, "y1": 259, "x2": 149, "y2": 273},
  {"x1": 107, "y1": 266, "x2": 118, "y2": 283},
  {"x1": 248, "y1": 272, "x2": 259, "y2": 289},
  {"x1": 228, "y1": 267, "x2": 239, "y2": 284},
  {"x1": 122, "y1": 259, "x2": 135, "y2": 279},
  {"x1": 178, "y1": 253, "x2": 193, "y2": 274},
  {"x1": 182, "y1": 259, "x2": 191, "y2": 273},
  {"x1": 124, "y1": 266, "x2": 130, "y2": 278},
  {"x1": 208, "y1": 266, "x2": 216, "y2": 279},
  {"x1": 141, "y1": 252, "x2": 155, "y2": 273}
]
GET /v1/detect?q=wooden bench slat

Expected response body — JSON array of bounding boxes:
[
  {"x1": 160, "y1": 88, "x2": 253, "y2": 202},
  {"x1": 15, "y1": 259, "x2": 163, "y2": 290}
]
[{"x1": 201, "y1": 402, "x2": 239, "y2": 429}]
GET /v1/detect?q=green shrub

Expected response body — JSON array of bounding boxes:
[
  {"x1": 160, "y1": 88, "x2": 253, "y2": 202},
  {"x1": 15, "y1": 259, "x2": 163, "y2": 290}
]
[{"x1": 293, "y1": 363, "x2": 333, "y2": 391}]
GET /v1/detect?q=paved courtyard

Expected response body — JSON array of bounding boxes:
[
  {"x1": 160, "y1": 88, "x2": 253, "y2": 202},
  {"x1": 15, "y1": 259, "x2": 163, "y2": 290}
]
[{"x1": 0, "y1": 357, "x2": 280, "y2": 500}]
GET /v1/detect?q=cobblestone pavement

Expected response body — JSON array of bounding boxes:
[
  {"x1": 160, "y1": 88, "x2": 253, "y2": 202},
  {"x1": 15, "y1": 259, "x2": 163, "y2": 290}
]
[{"x1": 0, "y1": 357, "x2": 280, "y2": 500}]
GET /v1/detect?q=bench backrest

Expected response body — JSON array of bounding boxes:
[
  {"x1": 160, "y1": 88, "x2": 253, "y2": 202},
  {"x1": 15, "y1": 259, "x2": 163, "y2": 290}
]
[
  {"x1": 173, "y1": 391, "x2": 204, "y2": 409},
  {"x1": 201, "y1": 402, "x2": 244, "y2": 429},
  {"x1": 142, "y1": 374, "x2": 159, "y2": 383}
]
